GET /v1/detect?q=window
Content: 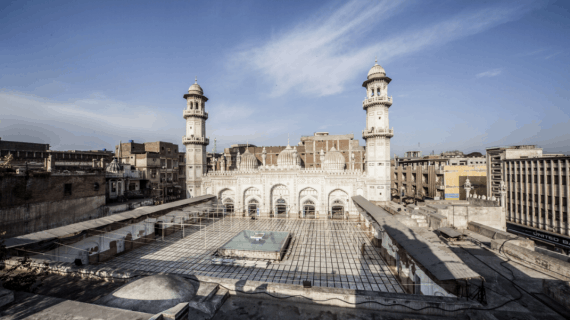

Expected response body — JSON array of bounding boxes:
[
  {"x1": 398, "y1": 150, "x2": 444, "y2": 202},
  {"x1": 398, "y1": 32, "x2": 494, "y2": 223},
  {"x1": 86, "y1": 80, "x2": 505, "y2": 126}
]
[
  {"x1": 93, "y1": 182, "x2": 99, "y2": 191},
  {"x1": 64, "y1": 184, "x2": 72, "y2": 196}
]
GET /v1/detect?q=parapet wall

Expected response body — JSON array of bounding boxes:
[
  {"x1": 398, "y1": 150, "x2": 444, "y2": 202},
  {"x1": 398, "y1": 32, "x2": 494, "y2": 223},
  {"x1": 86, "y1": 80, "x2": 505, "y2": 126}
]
[{"x1": 490, "y1": 238, "x2": 570, "y2": 279}]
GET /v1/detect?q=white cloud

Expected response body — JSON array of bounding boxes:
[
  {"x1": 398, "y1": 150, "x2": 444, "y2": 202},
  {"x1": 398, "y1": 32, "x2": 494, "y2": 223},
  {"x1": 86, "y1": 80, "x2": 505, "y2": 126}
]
[
  {"x1": 476, "y1": 68, "x2": 503, "y2": 78},
  {"x1": 0, "y1": 90, "x2": 184, "y2": 150},
  {"x1": 234, "y1": 0, "x2": 538, "y2": 97}
]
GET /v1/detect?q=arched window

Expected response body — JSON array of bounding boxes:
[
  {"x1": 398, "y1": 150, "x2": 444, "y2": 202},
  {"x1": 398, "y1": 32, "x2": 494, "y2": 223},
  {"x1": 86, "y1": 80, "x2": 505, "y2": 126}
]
[
  {"x1": 370, "y1": 89, "x2": 374, "y2": 97},
  {"x1": 376, "y1": 87, "x2": 380, "y2": 96},
  {"x1": 190, "y1": 102, "x2": 193, "y2": 110},
  {"x1": 196, "y1": 102, "x2": 200, "y2": 110}
]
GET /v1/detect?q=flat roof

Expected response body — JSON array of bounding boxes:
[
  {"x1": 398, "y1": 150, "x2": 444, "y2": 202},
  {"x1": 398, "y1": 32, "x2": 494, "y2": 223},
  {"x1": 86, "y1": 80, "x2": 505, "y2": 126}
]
[
  {"x1": 351, "y1": 196, "x2": 480, "y2": 281},
  {"x1": 4, "y1": 195, "x2": 215, "y2": 249}
]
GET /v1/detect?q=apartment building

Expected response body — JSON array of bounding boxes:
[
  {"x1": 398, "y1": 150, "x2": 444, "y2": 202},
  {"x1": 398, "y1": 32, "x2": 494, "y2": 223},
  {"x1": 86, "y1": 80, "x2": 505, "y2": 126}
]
[
  {"x1": 392, "y1": 151, "x2": 486, "y2": 201},
  {"x1": 116, "y1": 141, "x2": 184, "y2": 203},
  {"x1": 486, "y1": 145, "x2": 543, "y2": 200},
  {"x1": 503, "y1": 155, "x2": 570, "y2": 251}
]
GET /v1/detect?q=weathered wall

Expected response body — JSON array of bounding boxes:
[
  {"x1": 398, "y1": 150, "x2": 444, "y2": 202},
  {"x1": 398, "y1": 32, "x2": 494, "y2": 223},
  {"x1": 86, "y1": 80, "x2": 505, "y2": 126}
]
[
  {"x1": 0, "y1": 195, "x2": 107, "y2": 238},
  {"x1": 107, "y1": 199, "x2": 154, "y2": 214},
  {"x1": 467, "y1": 197, "x2": 501, "y2": 207},
  {"x1": 0, "y1": 174, "x2": 105, "y2": 208},
  {"x1": 467, "y1": 222, "x2": 534, "y2": 249},
  {"x1": 427, "y1": 204, "x2": 505, "y2": 231},
  {"x1": 491, "y1": 238, "x2": 570, "y2": 279}
]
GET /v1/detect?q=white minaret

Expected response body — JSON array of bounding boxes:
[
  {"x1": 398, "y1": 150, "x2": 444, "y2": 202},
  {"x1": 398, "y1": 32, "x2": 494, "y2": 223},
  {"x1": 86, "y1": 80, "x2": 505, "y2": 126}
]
[
  {"x1": 183, "y1": 77, "x2": 210, "y2": 197},
  {"x1": 362, "y1": 59, "x2": 393, "y2": 202}
]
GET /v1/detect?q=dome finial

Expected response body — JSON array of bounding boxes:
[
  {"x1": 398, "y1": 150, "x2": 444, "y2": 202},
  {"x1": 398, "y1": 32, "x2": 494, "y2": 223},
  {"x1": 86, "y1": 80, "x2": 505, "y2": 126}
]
[
  {"x1": 287, "y1": 133, "x2": 290, "y2": 146},
  {"x1": 375, "y1": 56, "x2": 377, "y2": 64},
  {"x1": 195, "y1": 76, "x2": 197, "y2": 84}
]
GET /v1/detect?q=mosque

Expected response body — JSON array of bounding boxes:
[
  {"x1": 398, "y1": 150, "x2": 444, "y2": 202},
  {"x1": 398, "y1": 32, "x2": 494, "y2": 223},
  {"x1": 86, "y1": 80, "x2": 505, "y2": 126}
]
[{"x1": 183, "y1": 60, "x2": 394, "y2": 219}]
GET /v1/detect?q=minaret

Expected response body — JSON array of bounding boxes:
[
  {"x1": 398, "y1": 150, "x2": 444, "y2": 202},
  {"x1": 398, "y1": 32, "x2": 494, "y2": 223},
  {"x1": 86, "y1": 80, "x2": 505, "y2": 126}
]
[
  {"x1": 183, "y1": 77, "x2": 210, "y2": 197},
  {"x1": 362, "y1": 59, "x2": 393, "y2": 202}
]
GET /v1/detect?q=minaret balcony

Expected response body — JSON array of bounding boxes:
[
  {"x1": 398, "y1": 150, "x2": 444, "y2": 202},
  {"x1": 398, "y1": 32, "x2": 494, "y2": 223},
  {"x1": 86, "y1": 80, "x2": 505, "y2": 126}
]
[
  {"x1": 362, "y1": 96, "x2": 392, "y2": 109},
  {"x1": 362, "y1": 128, "x2": 394, "y2": 139},
  {"x1": 183, "y1": 110, "x2": 209, "y2": 120},
  {"x1": 182, "y1": 136, "x2": 210, "y2": 145}
]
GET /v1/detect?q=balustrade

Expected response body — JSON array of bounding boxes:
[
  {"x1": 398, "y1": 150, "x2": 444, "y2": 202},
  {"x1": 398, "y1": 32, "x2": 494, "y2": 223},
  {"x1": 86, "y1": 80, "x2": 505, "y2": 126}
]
[
  {"x1": 182, "y1": 136, "x2": 210, "y2": 145},
  {"x1": 183, "y1": 109, "x2": 209, "y2": 119},
  {"x1": 362, "y1": 96, "x2": 392, "y2": 107}
]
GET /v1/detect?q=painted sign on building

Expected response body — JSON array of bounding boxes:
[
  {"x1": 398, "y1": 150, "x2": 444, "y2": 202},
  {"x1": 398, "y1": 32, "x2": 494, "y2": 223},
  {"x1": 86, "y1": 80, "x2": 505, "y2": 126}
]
[
  {"x1": 507, "y1": 223, "x2": 570, "y2": 250},
  {"x1": 443, "y1": 165, "x2": 486, "y2": 200}
]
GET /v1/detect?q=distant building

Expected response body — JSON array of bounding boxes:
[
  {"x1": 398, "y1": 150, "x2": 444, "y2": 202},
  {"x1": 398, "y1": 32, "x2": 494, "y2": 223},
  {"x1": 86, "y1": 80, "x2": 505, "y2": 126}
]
[
  {"x1": 485, "y1": 145, "x2": 543, "y2": 200},
  {"x1": 105, "y1": 158, "x2": 150, "y2": 202},
  {"x1": 0, "y1": 138, "x2": 112, "y2": 172},
  {"x1": 392, "y1": 151, "x2": 486, "y2": 201},
  {"x1": 116, "y1": 141, "x2": 184, "y2": 203},
  {"x1": 500, "y1": 153, "x2": 569, "y2": 251}
]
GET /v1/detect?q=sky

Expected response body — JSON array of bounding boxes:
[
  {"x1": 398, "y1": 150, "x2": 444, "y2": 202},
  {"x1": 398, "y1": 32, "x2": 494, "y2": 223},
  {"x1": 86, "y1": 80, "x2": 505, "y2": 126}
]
[{"x1": 1, "y1": 0, "x2": 569, "y2": 156}]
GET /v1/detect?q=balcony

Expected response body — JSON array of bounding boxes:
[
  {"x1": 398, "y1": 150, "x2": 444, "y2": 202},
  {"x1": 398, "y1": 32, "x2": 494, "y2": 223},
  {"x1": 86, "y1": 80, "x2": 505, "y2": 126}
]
[
  {"x1": 362, "y1": 128, "x2": 394, "y2": 139},
  {"x1": 183, "y1": 109, "x2": 209, "y2": 120},
  {"x1": 182, "y1": 136, "x2": 210, "y2": 145},
  {"x1": 362, "y1": 96, "x2": 392, "y2": 109}
]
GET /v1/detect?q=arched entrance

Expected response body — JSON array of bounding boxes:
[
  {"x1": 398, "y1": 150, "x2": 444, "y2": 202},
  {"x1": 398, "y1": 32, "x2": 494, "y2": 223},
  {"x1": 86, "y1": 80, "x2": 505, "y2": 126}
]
[
  {"x1": 331, "y1": 200, "x2": 345, "y2": 220},
  {"x1": 223, "y1": 198, "x2": 234, "y2": 215},
  {"x1": 248, "y1": 199, "x2": 259, "y2": 216},
  {"x1": 275, "y1": 198, "x2": 287, "y2": 218},
  {"x1": 303, "y1": 200, "x2": 316, "y2": 219}
]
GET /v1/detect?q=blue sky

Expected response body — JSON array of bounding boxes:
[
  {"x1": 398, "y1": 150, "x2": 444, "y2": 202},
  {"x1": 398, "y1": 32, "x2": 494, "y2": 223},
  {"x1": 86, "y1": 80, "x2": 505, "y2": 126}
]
[{"x1": 1, "y1": 0, "x2": 569, "y2": 156}]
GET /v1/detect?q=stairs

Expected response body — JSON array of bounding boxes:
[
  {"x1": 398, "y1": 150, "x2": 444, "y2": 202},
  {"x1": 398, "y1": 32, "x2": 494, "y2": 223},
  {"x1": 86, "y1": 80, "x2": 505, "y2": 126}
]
[{"x1": 411, "y1": 214, "x2": 429, "y2": 228}]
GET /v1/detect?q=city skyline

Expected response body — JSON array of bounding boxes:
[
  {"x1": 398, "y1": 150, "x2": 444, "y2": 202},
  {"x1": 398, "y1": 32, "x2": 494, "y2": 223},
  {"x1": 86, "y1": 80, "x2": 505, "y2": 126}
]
[{"x1": 1, "y1": 0, "x2": 569, "y2": 155}]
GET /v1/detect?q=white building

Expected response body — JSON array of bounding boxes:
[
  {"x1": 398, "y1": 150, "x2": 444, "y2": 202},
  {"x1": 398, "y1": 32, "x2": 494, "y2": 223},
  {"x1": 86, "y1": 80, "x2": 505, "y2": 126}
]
[{"x1": 183, "y1": 61, "x2": 394, "y2": 218}]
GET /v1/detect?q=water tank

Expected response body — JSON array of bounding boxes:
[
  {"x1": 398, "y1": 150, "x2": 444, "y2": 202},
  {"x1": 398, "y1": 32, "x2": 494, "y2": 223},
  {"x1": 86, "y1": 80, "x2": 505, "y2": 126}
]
[
  {"x1": 129, "y1": 140, "x2": 134, "y2": 143},
  {"x1": 102, "y1": 148, "x2": 106, "y2": 151}
]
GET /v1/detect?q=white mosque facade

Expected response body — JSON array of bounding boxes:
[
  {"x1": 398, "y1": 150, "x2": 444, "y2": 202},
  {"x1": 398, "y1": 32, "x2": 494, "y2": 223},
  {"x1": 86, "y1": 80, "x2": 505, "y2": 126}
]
[{"x1": 183, "y1": 62, "x2": 394, "y2": 219}]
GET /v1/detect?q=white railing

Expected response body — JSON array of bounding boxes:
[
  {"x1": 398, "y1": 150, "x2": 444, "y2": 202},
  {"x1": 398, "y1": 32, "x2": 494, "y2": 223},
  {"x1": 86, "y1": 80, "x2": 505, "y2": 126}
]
[
  {"x1": 362, "y1": 128, "x2": 394, "y2": 137},
  {"x1": 182, "y1": 136, "x2": 210, "y2": 145},
  {"x1": 363, "y1": 96, "x2": 392, "y2": 105},
  {"x1": 183, "y1": 110, "x2": 209, "y2": 118}
]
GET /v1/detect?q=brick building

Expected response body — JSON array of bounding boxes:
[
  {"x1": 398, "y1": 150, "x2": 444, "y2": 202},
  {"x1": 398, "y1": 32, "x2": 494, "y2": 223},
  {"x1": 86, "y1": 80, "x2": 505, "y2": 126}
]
[
  {"x1": 391, "y1": 151, "x2": 487, "y2": 202},
  {"x1": 0, "y1": 138, "x2": 112, "y2": 172},
  {"x1": 116, "y1": 141, "x2": 184, "y2": 203}
]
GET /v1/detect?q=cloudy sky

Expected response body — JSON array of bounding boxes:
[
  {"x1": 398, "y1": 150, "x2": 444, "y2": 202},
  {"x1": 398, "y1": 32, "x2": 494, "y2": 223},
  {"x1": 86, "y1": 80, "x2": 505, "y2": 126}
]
[{"x1": 1, "y1": 0, "x2": 569, "y2": 156}]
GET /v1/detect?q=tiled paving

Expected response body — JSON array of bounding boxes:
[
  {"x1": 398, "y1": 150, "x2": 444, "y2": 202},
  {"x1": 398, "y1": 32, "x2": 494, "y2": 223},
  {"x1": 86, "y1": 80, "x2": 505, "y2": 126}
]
[{"x1": 102, "y1": 217, "x2": 404, "y2": 293}]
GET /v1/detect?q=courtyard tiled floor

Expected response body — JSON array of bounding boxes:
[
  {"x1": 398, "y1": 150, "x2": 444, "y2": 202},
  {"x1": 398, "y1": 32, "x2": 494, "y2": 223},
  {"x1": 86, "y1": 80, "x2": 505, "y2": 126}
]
[{"x1": 101, "y1": 217, "x2": 404, "y2": 293}]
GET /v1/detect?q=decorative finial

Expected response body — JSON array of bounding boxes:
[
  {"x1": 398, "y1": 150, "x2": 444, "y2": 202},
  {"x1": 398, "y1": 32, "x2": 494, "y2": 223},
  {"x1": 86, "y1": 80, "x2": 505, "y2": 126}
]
[
  {"x1": 195, "y1": 76, "x2": 197, "y2": 84},
  {"x1": 375, "y1": 56, "x2": 377, "y2": 64},
  {"x1": 288, "y1": 133, "x2": 290, "y2": 146}
]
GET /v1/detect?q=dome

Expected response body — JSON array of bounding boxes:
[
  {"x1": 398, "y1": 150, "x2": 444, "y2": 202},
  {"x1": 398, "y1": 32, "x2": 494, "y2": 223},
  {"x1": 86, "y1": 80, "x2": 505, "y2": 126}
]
[
  {"x1": 94, "y1": 275, "x2": 197, "y2": 314},
  {"x1": 240, "y1": 148, "x2": 258, "y2": 170},
  {"x1": 277, "y1": 144, "x2": 301, "y2": 168},
  {"x1": 367, "y1": 59, "x2": 386, "y2": 79},
  {"x1": 188, "y1": 77, "x2": 204, "y2": 95},
  {"x1": 323, "y1": 146, "x2": 346, "y2": 171},
  {"x1": 106, "y1": 158, "x2": 121, "y2": 173}
]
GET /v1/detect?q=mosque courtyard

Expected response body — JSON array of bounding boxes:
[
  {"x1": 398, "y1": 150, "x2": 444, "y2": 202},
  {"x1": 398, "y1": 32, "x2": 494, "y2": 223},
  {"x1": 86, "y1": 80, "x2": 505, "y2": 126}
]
[{"x1": 101, "y1": 217, "x2": 405, "y2": 293}]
